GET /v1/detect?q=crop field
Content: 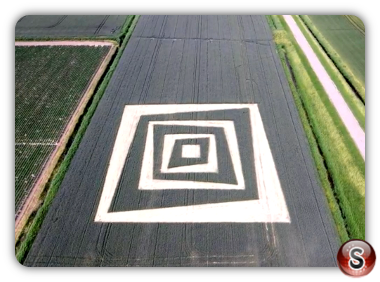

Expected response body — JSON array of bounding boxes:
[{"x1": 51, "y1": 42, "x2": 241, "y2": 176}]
[
  {"x1": 15, "y1": 45, "x2": 113, "y2": 220},
  {"x1": 16, "y1": 15, "x2": 130, "y2": 40},
  {"x1": 345, "y1": 16, "x2": 365, "y2": 34},
  {"x1": 22, "y1": 16, "x2": 341, "y2": 267},
  {"x1": 300, "y1": 15, "x2": 365, "y2": 101}
]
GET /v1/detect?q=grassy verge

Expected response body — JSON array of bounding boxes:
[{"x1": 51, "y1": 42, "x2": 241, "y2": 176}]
[
  {"x1": 292, "y1": 15, "x2": 365, "y2": 130},
  {"x1": 266, "y1": 15, "x2": 365, "y2": 242},
  {"x1": 15, "y1": 15, "x2": 141, "y2": 264},
  {"x1": 299, "y1": 15, "x2": 365, "y2": 102}
]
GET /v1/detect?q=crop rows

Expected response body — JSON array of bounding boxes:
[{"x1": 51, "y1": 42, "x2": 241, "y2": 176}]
[
  {"x1": 15, "y1": 45, "x2": 111, "y2": 214},
  {"x1": 16, "y1": 15, "x2": 129, "y2": 39},
  {"x1": 23, "y1": 16, "x2": 340, "y2": 266},
  {"x1": 15, "y1": 144, "x2": 55, "y2": 213}
]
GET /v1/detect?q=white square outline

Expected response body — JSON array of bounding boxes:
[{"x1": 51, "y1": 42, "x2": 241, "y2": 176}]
[
  {"x1": 139, "y1": 121, "x2": 245, "y2": 190},
  {"x1": 95, "y1": 104, "x2": 290, "y2": 223},
  {"x1": 160, "y1": 134, "x2": 218, "y2": 173}
]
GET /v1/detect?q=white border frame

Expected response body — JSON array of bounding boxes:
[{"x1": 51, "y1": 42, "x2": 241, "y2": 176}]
[{"x1": 95, "y1": 104, "x2": 290, "y2": 223}]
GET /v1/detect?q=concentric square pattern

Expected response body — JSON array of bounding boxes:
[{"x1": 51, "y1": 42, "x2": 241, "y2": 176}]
[
  {"x1": 95, "y1": 104, "x2": 290, "y2": 223},
  {"x1": 164, "y1": 135, "x2": 214, "y2": 172},
  {"x1": 140, "y1": 120, "x2": 243, "y2": 190}
]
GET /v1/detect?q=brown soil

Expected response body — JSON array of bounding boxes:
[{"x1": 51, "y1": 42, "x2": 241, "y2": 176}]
[{"x1": 15, "y1": 40, "x2": 116, "y2": 47}]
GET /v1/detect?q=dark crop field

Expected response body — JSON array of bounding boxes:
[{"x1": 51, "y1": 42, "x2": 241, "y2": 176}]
[
  {"x1": 15, "y1": 45, "x2": 111, "y2": 216},
  {"x1": 15, "y1": 15, "x2": 129, "y2": 39},
  {"x1": 24, "y1": 16, "x2": 340, "y2": 266}
]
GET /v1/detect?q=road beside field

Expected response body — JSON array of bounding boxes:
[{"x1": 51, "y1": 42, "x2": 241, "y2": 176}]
[{"x1": 283, "y1": 15, "x2": 365, "y2": 160}]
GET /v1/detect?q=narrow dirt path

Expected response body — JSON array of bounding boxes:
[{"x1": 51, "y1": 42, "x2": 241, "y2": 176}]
[
  {"x1": 15, "y1": 41, "x2": 116, "y2": 47},
  {"x1": 283, "y1": 15, "x2": 365, "y2": 160}
]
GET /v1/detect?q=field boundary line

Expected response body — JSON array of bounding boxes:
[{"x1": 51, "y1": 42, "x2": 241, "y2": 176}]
[
  {"x1": 15, "y1": 40, "x2": 117, "y2": 47},
  {"x1": 283, "y1": 15, "x2": 365, "y2": 160},
  {"x1": 15, "y1": 44, "x2": 118, "y2": 242},
  {"x1": 344, "y1": 16, "x2": 365, "y2": 36},
  {"x1": 15, "y1": 143, "x2": 58, "y2": 146},
  {"x1": 16, "y1": 16, "x2": 139, "y2": 264}
]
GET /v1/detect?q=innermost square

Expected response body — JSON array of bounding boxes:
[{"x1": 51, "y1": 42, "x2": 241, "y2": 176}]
[{"x1": 182, "y1": 144, "x2": 201, "y2": 158}]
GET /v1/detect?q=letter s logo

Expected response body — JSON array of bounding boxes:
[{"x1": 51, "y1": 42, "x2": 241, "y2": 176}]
[{"x1": 349, "y1": 247, "x2": 365, "y2": 270}]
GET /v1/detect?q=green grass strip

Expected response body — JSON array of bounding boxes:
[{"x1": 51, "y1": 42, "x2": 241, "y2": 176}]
[
  {"x1": 16, "y1": 15, "x2": 141, "y2": 265},
  {"x1": 267, "y1": 15, "x2": 364, "y2": 242},
  {"x1": 299, "y1": 15, "x2": 365, "y2": 102},
  {"x1": 292, "y1": 15, "x2": 365, "y2": 130},
  {"x1": 279, "y1": 14, "x2": 365, "y2": 240},
  {"x1": 265, "y1": 15, "x2": 275, "y2": 30},
  {"x1": 267, "y1": 15, "x2": 349, "y2": 243},
  {"x1": 276, "y1": 43, "x2": 349, "y2": 243},
  {"x1": 272, "y1": 15, "x2": 284, "y2": 30},
  {"x1": 118, "y1": 16, "x2": 135, "y2": 41}
]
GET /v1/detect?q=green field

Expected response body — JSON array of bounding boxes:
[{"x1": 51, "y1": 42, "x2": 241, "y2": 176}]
[
  {"x1": 300, "y1": 15, "x2": 365, "y2": 101},
  {"x1": 15, "y1": 45, "x2": 111, "y2": 214},
  {"x1": 292, "y1": 15, "x2": 365, "y2": 130},
  {"x1": 267, "y1": 15, "x2": 365, "y2": 242},
  {"x1": 345, "y1": 16, "x2": 365, "y2": 34}
]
